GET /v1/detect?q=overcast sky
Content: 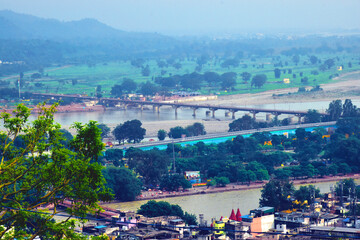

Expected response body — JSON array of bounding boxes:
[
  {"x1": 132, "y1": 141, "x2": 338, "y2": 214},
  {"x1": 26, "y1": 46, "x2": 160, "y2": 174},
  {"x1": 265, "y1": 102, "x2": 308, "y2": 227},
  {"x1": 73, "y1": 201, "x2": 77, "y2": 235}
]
[{"x1": 1, "y1": 0, "x2": 359, "y2": 35}]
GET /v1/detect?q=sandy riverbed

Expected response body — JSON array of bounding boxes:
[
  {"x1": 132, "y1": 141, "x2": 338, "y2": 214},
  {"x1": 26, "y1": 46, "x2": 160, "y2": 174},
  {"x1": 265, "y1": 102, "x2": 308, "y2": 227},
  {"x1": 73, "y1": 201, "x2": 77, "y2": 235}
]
[{"x1": 102, "y1": 70, "x2": 360, "y2": 138}]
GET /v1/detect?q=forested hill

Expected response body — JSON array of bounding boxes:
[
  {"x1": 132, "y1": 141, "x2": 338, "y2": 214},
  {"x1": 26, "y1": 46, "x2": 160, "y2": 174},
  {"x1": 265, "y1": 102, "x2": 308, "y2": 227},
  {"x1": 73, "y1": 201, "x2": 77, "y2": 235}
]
[{"x1": 0, "y1": 10, "x2": 172, "y2": 42}]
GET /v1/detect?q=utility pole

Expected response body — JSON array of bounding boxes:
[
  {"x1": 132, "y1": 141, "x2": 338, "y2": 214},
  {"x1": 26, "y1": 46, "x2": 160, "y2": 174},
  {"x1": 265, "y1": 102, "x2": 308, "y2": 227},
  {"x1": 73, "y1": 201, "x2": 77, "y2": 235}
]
[
  {"x1": 172, "y1": 140, "x2": 176, "y2": 174},
  {"x1": 18, "y1": 78, "x2": 21, "y2": 99}
]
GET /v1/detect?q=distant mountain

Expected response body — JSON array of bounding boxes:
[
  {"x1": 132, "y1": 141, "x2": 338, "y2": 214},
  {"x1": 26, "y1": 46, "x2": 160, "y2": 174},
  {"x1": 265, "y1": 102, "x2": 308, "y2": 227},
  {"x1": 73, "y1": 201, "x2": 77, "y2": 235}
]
[{"x1": 0, "y1": 10, "x2": 171, "y2": 41}]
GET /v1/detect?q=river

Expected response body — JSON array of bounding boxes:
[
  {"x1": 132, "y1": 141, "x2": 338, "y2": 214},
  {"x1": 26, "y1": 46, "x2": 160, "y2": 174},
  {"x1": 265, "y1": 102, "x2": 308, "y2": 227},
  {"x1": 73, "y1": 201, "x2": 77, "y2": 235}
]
[
  {"x1": 26, "y1": 99, "x2": 360, "y2": 127},
  {"x1": 103, "y1": 180, "x2": 360, "y2": 223}
]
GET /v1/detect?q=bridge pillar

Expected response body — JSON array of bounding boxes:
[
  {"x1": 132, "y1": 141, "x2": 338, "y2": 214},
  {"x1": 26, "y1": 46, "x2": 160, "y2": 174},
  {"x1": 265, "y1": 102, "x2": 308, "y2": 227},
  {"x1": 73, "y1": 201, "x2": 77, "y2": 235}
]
[
  {"x1": 156, "y1": 105, "x2": 161, "y2": 113},
  {"x1": 295, "y1": 114, "x2": 303, "y2": 123},
  {"x1": 192, "y1": 107, "x2": 198, "y2": 117},
  {"x1": 174, "y1": 106, "x2": 180, "y2": 115},
  {"x1": 230, "y1": 110, "x2": 237, "y2": 119},
  {"x1": 210, "y1": 108, "x2": 217, "y2": 118},
  {"x1": 250, "y1": 111, "x2": 259, "y2": 120}
]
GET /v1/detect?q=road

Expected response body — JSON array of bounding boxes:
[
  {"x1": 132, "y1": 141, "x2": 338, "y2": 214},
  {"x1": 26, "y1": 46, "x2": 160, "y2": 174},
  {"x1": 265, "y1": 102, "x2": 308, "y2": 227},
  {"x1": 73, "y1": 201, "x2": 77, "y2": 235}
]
[{"x1": 114, "y1": 121, "x2": 336, "y2": 149}]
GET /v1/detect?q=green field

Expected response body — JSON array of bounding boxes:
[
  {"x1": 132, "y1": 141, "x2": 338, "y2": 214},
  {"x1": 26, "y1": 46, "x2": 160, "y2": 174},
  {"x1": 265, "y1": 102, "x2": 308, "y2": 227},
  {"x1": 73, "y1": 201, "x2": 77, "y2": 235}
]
[{"x1": 5, "y1": 53, "x2": 360, "y2": 97}]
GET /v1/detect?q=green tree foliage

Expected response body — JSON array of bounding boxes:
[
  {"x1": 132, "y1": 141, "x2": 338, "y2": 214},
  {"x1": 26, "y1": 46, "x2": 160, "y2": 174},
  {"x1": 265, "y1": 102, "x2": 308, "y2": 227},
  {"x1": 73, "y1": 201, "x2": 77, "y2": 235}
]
[
  {"x1": 102, "y1": 166, "x2": 142, "y2": 201},
  {"x1": 213, "y1": 176, "x2": 230, "y2": 187},
  {"x1": 259, "y1": 179, "x2": 295, "y2": 211},
  {"x1": 158, "y1": 129, "x2": 167, "y2": 141},
  {"x1": 180, "y1": 72, "x2": 203, "y2": 90},
  {"x1": 229, "y1": 115, "x2": 258, "y2": 132},
  {"x1": 342, "y1": 99, "x2": 358, "y2": 118},
  {"x1": 292, "y1": 55, "x2": 300, "y2": 65},
  {"x1": 168, "y1": 126, "x2": 187, "y2": 139},
  {"x1": 221, "y1": 58, "x2": 239, "y2": 68},
  {"x1": 309, "y1": 55, "x2": 318, "y2": 64},
  {"x1": 70, "y1": 120, "x2": 106, "y2": 163},
  {"x1": 121, "y1": 78, "x2": 137, "y2": 93},
  {"x1": 58, "y1": 129, "x2": 73, "y2": 148},
  {"x1": 113, "y1": 120, "x2": 146, "y2": 144},
  {"x1": 110, "y1": 84, "x2": 123, "y2": 97},
  {"x1": 324, "y1": 58, "x2": 335, "y2": 69},
  {"x1": 304, "y1": 109, "x2": 321, "y2": 123},
  {"x1": 221, "y1": 72, "x2": 237, "y2": 90},
  {"x1": 251, "y1": 74, "x2": 267, "y2": 88},
  {"x1": 141, "y1": 65, "x2": 151, "y2": 76},
  {"x1": 97, "y1": 123, "x2": 110, "y2": 139},
  {"x1": 294, "y1": 185, "x2": 321, "y2": 204},
  {"x1": 185, "y1": 122, "x2": 206, "y2": 137},
  {"x1": 326, "y1": 99, "x2": 343, "y2": 121},
  {"x1": 127, "y1": 149, "x2": 170, "y2": 186},
  {"x1": 335, "y1": 179, "x2": 357, "y2": 197},
  {"x1": 105, "y1": 148, "x2": 123, "y2": 161},
  {"x1": 0, "y1": 103, "x2": 112, "y2": 239},
  {"x1": 140, "y1": 81, "x2": 158, "y2": 96},
  {"x1": 138, "y1": 200, "x2": 197, "y2": 225},
  {"x1": 204, "y1": 72, "x2": 220, "y2": 86},
  {"x1": 160, "y1": 174, "x2": 191, "y2": 191},
  {"x1": 274, "y1": 68, "x2": 281, "y2": 78},
  {"x1": 241, "y1": 72, "x2": 252, "y2": 82}
]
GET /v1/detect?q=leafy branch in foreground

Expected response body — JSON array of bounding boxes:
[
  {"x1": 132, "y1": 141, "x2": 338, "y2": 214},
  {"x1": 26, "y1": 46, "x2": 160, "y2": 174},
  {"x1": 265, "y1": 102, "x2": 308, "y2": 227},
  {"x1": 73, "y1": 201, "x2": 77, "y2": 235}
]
[{"x1": 0, "y1": 103, "x2": 113, "y2": 239}]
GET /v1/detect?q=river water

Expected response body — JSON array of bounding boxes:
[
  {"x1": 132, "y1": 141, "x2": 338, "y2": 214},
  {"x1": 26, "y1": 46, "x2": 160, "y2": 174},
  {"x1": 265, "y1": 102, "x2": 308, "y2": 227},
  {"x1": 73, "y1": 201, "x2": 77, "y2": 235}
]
[
  {"x1": 28, "y1": 99, "x2": 360, "y2": 126},
  {"x1": 104, "y1": 180, "x2": 360, "y2": 222}
]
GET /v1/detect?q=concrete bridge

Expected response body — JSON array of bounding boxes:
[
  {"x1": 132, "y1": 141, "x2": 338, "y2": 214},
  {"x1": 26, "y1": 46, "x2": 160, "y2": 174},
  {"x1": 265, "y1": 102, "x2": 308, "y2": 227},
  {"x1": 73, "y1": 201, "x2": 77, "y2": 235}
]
[{"x1": 31, "y1": 93, "x2": 328, "y2": 122}]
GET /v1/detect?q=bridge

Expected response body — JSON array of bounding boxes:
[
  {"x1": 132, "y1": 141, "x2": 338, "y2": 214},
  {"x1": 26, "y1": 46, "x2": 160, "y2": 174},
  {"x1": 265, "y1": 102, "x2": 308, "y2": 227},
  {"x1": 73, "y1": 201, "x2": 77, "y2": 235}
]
[{"x1": 31, "y1": 93, "x2": 328, "y2": 122}]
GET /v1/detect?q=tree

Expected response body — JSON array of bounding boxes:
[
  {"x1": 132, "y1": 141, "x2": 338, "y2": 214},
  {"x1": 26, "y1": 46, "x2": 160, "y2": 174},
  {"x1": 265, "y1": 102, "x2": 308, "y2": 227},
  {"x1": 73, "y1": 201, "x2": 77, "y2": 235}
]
[
  {"x1": 140, "y1": 81, "x2": 158, "y2": 96},
  {"x1": 158, "y1": 129, "x2": 167, "y2": 141},
  {"x1": 121, "y1": 78, "x2": 137, "y2": 93},
  {"x1": 141, "y1": 65, "x2": 151, "y2": 76},
  {"x1": 309, "y1": 55, "x2": 318, "y2": 65},
  {"x1": 251, "y1": 74, "x2": 267, "y2": 88},
  {"x1": 304, "y1": 109, "x2": 321, "y2": 123},
  {"x1": 324, "y1": 59, "x2": 335, "y2": 69},
  {"x1": 229, "y1": 115, "x2": 257, "y2": 132},
  {"x1": 185, "y1": 122, "x2": 206, "y2": 137},
  {"x1": 168, "y1": 126, "x2": 187, "y2": 139},
  {"x1": 0, "y1": 103, "x2": 112, "y2": 239},
  {"x1": 294, "y1": 185, "x2": 321, "y2": 204},
  {"x1": 103, "y1": 166, "x2": 142, "y2": 201},
  {"x1": 113, "y1": 120, "x2": 146, "y2": 144},
  {"x1": 204, "y1": 72, "x2": 220, "y2": 86},
  {"x1": 56, "y1": 129, "x2": 73, "y2": 149},
  {"x1": 274, "y1": 68, "x2": 281, "y2": 79},
  {"x1": 98, "y1": 123, "x2": 110, "y2": 139},
  {"x1": 221, "y1": 72, "x2": 237, "y2": 90},
  {"x1": 221, "y1": 58, "x2": 239, "y2": 68},
  {"x1": 213, "y1": 176, "x2": 230, "y2": 187},
  {"x1": 259, "y1": 179, "x2": 295, "y2": 211},
  {"x1": 111, "y1": 84, "x2": 123, "y2": 97},
  {"x1": 160, "y1": 174, "x2": 191, "y2": 191},
  {"x1": 241, "y1": 72, "x2": 251, "y2": 82},
  {"x1": 326, "y1": 99, "x2": 343, "y2": 121},
  {"x1": 292, "y1": 55, "x2": 300, "y2": 65},
  {"x1": 137, "y1": 200, "x2": 197, "y2": 225},
  {"x1": 342, "y1": 99, "x2": 358, "y2": 118},
  {"x1": 127, "y1": 149, "x2": 170, "y2": 186},
  {"x1": 105, "y1": 149, "x2": 124, "y2": 162}
]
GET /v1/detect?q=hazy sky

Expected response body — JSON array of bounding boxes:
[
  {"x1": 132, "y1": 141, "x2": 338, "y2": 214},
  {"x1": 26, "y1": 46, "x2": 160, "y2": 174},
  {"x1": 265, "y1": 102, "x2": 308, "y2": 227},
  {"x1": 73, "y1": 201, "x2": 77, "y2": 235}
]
[{"x1": 1, "y1": 0, "x2": 359, "y2": 35}]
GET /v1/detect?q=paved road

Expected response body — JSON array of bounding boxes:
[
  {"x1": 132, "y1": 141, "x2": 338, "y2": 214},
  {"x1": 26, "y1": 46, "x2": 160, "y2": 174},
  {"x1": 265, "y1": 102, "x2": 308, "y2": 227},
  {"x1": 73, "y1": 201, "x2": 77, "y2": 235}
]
[{"x1": 114, "y1": 121, "x2": 336, "y2": 149}]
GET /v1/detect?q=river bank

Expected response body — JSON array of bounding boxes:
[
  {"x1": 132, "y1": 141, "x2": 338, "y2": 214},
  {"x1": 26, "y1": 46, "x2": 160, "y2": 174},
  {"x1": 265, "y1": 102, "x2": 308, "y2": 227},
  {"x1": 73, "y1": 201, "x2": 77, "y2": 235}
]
[{"x1": 101, "y1": 174, "x2": 360, "y2": 207}]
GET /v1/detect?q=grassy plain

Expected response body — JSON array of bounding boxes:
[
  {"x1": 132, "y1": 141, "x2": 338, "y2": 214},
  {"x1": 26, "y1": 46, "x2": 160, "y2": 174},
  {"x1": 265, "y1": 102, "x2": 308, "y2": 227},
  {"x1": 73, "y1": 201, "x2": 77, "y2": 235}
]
[{"x1": 4, "y1": 53, "x2": 360, "y2": 97}]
